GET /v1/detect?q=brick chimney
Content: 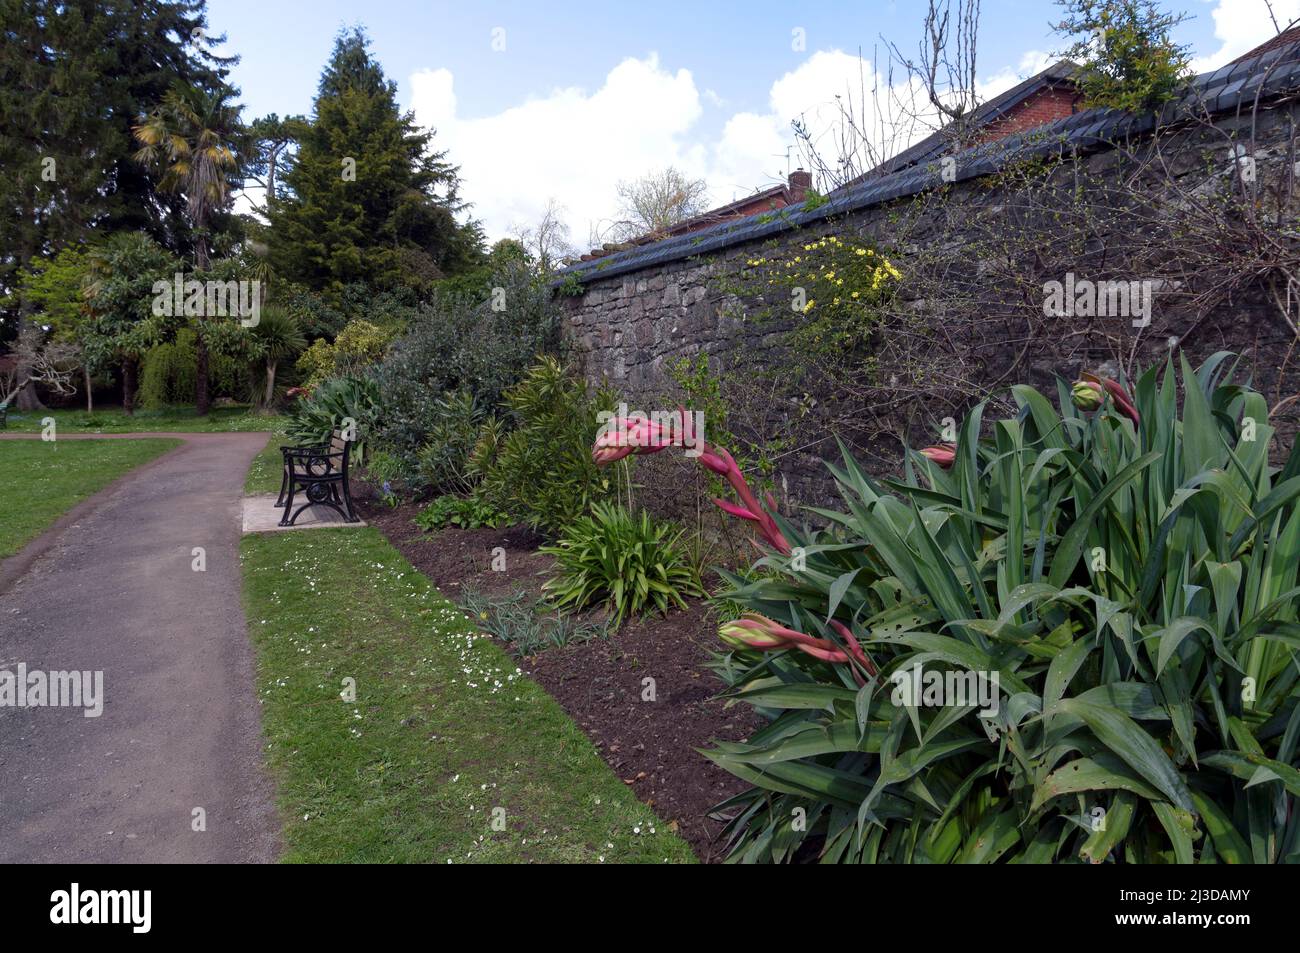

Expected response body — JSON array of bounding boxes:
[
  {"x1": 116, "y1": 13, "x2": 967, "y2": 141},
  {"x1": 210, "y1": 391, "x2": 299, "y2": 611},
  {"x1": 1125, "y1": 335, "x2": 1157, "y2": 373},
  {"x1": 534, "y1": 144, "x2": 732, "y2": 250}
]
[{"x1": 788, "y1": 168, "x2": 812, "y2": 203}]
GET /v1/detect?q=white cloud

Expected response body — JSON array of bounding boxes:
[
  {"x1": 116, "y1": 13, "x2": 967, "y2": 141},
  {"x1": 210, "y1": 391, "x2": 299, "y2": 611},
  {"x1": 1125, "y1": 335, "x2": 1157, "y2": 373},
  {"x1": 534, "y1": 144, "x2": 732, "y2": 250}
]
[
  {"x1": 411, "y1": 54, "x2": 705, "y2": 245},
  {"x1": 409, "y1": 47, "x2": 1078, "y2": 245},
  {"x1": 1190, "y1": 0, "x2": 1299, "y2": 73}
]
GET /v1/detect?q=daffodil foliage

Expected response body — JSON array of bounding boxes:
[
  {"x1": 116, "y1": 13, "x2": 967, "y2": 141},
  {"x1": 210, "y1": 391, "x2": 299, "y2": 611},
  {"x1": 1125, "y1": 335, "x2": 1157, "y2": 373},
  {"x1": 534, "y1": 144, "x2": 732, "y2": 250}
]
[{"x1": 708, "y1": 353, "x2": 1300, "y2": 863}]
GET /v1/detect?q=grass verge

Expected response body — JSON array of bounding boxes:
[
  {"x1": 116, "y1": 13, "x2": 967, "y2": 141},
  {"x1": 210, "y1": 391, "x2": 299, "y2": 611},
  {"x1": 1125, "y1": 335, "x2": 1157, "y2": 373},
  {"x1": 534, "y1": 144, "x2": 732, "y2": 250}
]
[
  {"x1": 2, "y1": 405, "x2": 283, "y2": 434},
  {"x1": 244, "y1": 433, "x2": 287, "y2": 495},
  {"x1": 0, "y1": 438, "x2": 181, "y2": 557},
  {"x1": 240, "y1": 527, "x2": 695, "y2": 864}
]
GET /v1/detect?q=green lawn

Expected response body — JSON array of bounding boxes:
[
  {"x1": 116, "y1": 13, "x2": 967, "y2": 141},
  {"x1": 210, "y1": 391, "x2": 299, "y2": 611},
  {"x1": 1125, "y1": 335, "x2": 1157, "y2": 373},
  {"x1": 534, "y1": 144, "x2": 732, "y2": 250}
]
[
  {"x1": 2, "y1": 404, "x2": 284, "y2": 434},
  {"x1": 240, "y1": 528, "x2": 694, "y2": 864},
  {"x1": 244, "y1": 433, "x2": 287, "y2": 494},
  {"x1": 1, "y1": 438, "x2": 181, "y2": 557}
]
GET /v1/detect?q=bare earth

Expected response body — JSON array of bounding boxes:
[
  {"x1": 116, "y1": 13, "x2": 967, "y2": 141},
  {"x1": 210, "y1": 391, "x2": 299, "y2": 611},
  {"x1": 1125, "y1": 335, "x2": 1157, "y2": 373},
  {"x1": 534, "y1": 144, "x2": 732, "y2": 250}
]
[{"x1": 0, "y1": 432, "x2": 280, "y2": 862}]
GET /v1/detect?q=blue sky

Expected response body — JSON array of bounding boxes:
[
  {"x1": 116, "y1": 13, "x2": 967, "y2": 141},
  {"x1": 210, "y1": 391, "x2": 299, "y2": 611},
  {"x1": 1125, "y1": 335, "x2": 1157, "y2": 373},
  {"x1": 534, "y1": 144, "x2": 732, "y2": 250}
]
[{"x1": 207, "y1": 0, "x2": 1294, "y2": 242}]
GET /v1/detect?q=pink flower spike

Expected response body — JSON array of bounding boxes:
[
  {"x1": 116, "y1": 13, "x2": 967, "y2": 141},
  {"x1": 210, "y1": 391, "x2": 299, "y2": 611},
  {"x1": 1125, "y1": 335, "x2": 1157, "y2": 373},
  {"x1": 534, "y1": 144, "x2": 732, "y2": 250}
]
[{"x1": 713, "y1": 498, "x2": 760, "y2": 522}]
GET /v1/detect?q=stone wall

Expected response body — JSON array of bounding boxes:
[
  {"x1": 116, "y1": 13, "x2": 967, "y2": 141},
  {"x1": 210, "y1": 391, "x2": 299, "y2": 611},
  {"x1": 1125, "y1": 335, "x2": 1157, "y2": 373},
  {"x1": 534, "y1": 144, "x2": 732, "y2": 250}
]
[{"x1": 560, "y1": 63, "x2": 1300, "y2": 510}]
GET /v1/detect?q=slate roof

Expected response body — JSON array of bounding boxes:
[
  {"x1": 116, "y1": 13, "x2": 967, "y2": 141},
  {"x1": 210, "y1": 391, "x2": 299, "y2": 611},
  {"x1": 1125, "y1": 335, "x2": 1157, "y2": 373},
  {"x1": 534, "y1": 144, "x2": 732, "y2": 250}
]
[
  {"x1": 558, "y1": 38, "x2": 1300, "y2": 287},
  {"x1": 839, "y1": 59, "x2": 1081, "y2": 184}
]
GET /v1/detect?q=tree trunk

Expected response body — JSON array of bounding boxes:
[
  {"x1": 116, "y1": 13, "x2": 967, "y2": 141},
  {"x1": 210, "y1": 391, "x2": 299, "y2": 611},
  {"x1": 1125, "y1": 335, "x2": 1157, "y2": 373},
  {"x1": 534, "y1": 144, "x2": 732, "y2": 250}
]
[
  {"x1": 195, "y1": 329, "x2": 211, "y2": 415},
  {"x1": 122, "y1": 356, "x2": 137, "y2": 415},
  {"x1": 83, "y1": 363, "x2": 93, "y2": 413},
  {"x1": 194, "y1": 233, "x2": 211, "y2": 416},
  {"x1": 264, "y1": 360, "x2": 277, "y2": 411}
]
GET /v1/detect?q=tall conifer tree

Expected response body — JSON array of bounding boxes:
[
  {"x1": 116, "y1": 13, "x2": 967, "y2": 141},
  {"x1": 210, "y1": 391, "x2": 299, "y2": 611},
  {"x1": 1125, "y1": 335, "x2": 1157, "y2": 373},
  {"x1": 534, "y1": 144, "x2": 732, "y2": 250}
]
[{"x1": 270, "y1": 27, "x2": 482, "y2": 297}]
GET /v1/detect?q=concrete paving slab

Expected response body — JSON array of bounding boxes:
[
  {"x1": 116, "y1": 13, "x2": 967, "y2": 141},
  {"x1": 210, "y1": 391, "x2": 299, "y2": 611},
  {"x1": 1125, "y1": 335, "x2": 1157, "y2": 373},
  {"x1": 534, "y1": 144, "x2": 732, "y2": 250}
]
[{"x1": 240, "y1": 494, "x2": 367, "y2": 534}]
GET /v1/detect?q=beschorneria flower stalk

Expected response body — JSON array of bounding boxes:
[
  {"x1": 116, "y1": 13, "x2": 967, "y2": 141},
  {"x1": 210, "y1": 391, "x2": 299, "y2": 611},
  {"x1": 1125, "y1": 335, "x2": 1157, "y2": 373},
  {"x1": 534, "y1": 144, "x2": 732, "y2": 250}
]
[{"x1": 591, "y1": 409, "x2": 876, "y2": 681}]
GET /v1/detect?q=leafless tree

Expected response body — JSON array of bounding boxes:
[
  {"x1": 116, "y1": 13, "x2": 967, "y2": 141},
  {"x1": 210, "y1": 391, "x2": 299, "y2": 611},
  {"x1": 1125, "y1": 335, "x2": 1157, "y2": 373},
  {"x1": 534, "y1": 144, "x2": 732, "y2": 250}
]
[
  {"x1": 791, "y1": 1, "x2": 985, "y2": 191},
  {"x1": 512, "y1": 197, "x2": 577, "y2": 273},
  {"x1": 1, "y1": 326, "x2": 79, "y2": 408},
  {"x1": 603, "y1": 167, "x2": 711, "y2": 242}
]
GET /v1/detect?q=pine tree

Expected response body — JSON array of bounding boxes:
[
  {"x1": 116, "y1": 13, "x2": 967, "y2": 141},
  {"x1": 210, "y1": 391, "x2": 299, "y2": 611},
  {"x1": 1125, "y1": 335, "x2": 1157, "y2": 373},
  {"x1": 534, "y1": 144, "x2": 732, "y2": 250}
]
[{"x1": 270, "y1": 27, "x2": 482, "y2": 297}]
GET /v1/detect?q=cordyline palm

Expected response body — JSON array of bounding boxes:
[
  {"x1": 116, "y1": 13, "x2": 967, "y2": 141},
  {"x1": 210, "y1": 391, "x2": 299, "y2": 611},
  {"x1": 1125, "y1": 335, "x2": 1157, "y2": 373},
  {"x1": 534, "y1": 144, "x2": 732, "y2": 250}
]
[
  {"x1": 133, "y1": 85, "x2": 242, "y2": 414},
  {"x1": 250, "y1": 304, "x2": 305, "y2": 410}
]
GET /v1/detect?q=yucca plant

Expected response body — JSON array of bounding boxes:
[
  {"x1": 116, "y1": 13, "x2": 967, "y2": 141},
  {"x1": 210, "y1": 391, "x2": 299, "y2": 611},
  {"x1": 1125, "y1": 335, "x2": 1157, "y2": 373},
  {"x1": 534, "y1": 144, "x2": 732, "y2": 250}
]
[
  {"x1": 705, "y1": 353, "x2": 1300, "y2": 863},
  {"x1": 541, "y1": 502, "x2": 703, "y2": 629},
  {"x1": 285, "y1": 374, "x2": 381, "y2": 463}
]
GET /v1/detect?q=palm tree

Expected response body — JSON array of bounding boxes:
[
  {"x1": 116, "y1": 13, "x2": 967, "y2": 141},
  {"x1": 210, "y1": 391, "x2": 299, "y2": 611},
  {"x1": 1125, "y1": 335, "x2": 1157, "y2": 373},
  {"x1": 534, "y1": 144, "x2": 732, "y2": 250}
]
[
  {"x1": 250, "y1": 305, "x2": 306, "y2": 411},
  {"x1": 133, "y1": 85, "x2": 242, "y2": 414}
]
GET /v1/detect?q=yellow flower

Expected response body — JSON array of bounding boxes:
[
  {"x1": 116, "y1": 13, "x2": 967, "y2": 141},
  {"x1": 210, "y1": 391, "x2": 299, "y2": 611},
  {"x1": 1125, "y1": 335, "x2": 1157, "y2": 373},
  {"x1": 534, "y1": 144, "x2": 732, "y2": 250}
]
[{"x1": 855, "y1": 248, "x2": 867, "y2": 256}]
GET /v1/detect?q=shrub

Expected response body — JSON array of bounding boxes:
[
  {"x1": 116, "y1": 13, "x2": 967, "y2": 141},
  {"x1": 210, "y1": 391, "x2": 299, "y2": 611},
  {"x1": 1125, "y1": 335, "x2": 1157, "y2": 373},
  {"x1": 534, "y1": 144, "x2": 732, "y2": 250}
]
[
  {"x1": 296, "y1": 319, "x2": 397, "y2": 389},
  {"x1": 415, "y1": 389, "x2": 485, "y2": 494},
  {"x1": 1054, "y1": 0, "x2": 1191, "y2": 111},
  {"x1": 413, "y1": 494, "x2": 511, "y2": 531},
  {"x1": 285, "y1": 375, "x2": 381, "y2": 462},
  {"x1": 458, "y1": 586, "x2": 609, "y2": 656},
  {"x1": 371, "y1": 263, "x2": 561, "y2": 481},
  {"x1": 471, "y1": 356, "x2": 618, "y2": 533},
  {"x1": 706, "y1": 354, "x2": 1300, "y2": 863},
  {"x1": 541, "y1": 501, "x2": 703, "y2": 629},
  {"x1": 138, "y1": 329, "x2": 244, "y2": 409}
]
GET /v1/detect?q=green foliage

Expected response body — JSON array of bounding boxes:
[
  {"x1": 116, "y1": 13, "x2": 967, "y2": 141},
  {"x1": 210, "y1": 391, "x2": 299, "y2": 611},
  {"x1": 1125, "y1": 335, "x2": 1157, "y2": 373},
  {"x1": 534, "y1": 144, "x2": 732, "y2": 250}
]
[
  {"x1": 802, "y1": 189, "x2": 829, "y2": 211},
  {"x1": 82, "y1": 232, "x2": 183, "y2": 366},
  {"x1": 747, "y1": 233, "x2": 900, "y2": 358},
  {"x1": 0, "y1": 0, "x2": 233, "y2": 315},
  {"x1": 458, "y1": 586, "x2": 609, "y2": 656},
  {"x1": 248, "y1": 303, "x2": 306, "y2": 408},
  {"x1": 415, "y1": 390, "x2": 485, "y2": 493},
  {"x1": 667, "y1": 352, "x2": 792, "y2": 485},
  {"x1": 15, "y1": 245, "x2": 93, "y2": 343},
  {"x1": 413, "y1": 494, "x2": 511, "y2": 532},
  {"x1": 268, "y1": 27, "x2": 483, "y2": 297},
  {"x1": 541, "y1": 502, "x2": 703, "y2": 629},
  {"x1": 285, "y1": 374, "x2": 380, "y2": 461},
  {"x1": 471, "y1": 357, "x2": 617, "y2": 534},
  {"x1": 296, "y1": 318, "x2": 397, "y2": 389},
  {"x1": 1055, "y1": 0, "x2": 1191, "y2": 111},
  {"x1": 138, "y1": 329, "x2": 245, "y2": 409},
  {"x1": 710, "y1": 355, "x2": 1300, "y2": 864},
  {"x1": 372, "y1": 264, "x2": 562, "y2": 481}
]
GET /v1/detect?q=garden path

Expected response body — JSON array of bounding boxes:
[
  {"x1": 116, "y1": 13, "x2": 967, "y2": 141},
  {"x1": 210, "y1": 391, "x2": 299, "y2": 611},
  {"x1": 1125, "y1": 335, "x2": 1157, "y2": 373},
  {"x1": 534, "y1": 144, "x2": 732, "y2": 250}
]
[{"x1": 0, "y1": 432, "x2": 280, "y2": 861}]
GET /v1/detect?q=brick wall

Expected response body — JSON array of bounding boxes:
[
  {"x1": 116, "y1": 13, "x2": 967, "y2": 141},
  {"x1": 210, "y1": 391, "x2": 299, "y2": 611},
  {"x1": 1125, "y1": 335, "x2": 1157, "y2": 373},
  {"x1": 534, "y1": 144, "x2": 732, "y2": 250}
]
[{"x1": 974, "y1": 85, "x2": 1077, "y2": 144}]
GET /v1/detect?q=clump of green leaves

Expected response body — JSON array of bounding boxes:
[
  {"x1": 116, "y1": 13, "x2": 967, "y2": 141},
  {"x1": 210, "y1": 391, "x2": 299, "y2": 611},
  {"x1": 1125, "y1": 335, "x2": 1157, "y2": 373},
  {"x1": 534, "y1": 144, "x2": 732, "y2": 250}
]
[
  {"x1": 458, "y1": 586, "x2": 609, "y2": 655},
  {"x1": 413, "y1": 494, "x2": 511, "y2": 531},
  {"x1": 471, "y1": 357, "x2": 619, "y2": 534},
  {"x1": 709, "y1": 354, "x2": 1300, "y2": 864},
  {"x1": 541, "y1": 502, "x2": 703, "y2": 629},
  {"x1": 1055, "y1": 0, "x2": 1191, "y2": 111},
  {"x1": 285, "y1": 374, "x2": 381, "y2": 462}
]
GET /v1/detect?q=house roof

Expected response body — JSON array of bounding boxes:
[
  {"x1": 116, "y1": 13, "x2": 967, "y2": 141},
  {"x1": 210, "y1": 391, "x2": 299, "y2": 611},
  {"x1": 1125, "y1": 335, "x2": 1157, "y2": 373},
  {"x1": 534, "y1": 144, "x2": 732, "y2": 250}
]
[
  {"x1": 1232, "y1": 24, "x2": 1300, "y2": 63},
  {"x1": 847, "y1": 59, "x2": 1081, "y2": 183},
  {"x1": 557, "y1": 37, "x2": 1300, "y2": 286},
  {"x1": 572, "y1": 173, "x2": 809, "y2": 263}
]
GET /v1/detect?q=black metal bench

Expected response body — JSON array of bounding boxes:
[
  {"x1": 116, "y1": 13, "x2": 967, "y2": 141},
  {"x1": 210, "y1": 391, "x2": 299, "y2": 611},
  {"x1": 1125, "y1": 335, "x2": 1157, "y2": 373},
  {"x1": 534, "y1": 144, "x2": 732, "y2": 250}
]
[{"x1": 276, "y1": 430, "x2": 360, "y2": 526}]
